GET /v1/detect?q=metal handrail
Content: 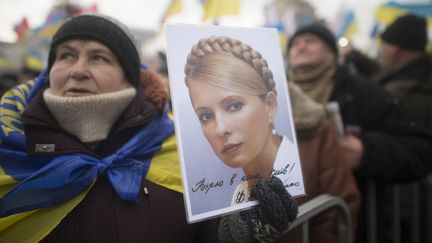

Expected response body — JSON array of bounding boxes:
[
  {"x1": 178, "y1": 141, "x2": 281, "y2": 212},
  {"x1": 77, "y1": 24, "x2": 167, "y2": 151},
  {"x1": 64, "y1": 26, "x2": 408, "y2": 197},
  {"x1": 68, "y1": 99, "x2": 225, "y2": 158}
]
[
  {"x1": 283, "y1": 194, "x2": 353, "y2": 243},
  {"x1": 365, "y1": 173, "x2": 432, "y2": 243},
  {"x1": 366, "y1": 181, "x2": 377, "y2": 243},
  {"x1": 425, "y1": 174, "x2": 432, "y2": 191},
  {"x1": 424, "y1": 174, "x2": 432, "y2": 242}
]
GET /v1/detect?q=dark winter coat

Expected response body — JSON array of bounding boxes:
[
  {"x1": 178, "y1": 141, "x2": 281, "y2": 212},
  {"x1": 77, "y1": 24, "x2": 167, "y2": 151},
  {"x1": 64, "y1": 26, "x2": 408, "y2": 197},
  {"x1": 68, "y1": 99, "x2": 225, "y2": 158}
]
[
  {"x1": 331, "y1": 67, "x2": 432, "y2": 183},
  {"x1": 280, "y1": 83, "x2": 360, "y2": 243},
  {"x1": 331, "y1": 67, "x2": 432, "y2": 243},
  {"x1": 22, "y1": 84, "x2": 219, "y2": 243},
  {"x1": 375, "y1": 54, "x2": 432, "y2": 127}
]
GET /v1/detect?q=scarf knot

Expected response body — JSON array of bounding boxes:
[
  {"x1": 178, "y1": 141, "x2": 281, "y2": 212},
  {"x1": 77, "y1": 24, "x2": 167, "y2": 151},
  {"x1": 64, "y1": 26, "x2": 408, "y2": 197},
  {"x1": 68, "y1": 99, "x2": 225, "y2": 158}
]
[{"x1": 0, "y1": 70, "x2": 175, "y2": 217}]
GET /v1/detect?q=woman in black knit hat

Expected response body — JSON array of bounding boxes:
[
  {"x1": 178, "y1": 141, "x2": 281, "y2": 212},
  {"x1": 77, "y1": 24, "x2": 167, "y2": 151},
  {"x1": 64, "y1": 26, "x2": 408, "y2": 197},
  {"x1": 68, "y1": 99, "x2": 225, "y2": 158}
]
[{"x1": 0, "y1": 14, "x2": 297, "y2": 243}]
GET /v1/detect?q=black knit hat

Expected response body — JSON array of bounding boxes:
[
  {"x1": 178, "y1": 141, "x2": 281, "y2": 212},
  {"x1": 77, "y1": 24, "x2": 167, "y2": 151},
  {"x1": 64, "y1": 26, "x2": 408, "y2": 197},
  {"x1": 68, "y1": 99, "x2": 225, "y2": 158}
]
[
  {"x1": 47, "y1": 14, "x2": 141, "y2": 87},
  {"x1": 288, "y1": 24, "x2": 339, "y2": 55},
  {"x1": 381, "y1": 14, "x2": 427, "y2": 51}
]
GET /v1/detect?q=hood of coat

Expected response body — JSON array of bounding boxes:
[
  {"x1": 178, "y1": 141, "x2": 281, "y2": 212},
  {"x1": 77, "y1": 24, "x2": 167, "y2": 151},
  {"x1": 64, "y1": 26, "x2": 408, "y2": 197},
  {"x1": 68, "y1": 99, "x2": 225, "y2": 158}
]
[{"x1": 288, "y1": 81, "x2": 325, "y2": 138}]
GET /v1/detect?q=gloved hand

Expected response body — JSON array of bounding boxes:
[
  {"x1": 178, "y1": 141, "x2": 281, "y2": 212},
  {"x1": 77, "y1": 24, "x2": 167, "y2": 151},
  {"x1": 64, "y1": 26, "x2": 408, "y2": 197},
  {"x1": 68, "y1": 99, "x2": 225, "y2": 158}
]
[{"x1": 218, "y1": 176, "x2": 298, "y2": 243}]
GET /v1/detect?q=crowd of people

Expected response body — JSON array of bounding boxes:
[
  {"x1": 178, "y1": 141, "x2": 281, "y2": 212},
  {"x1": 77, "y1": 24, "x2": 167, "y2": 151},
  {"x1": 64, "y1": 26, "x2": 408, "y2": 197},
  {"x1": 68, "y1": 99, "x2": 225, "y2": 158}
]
[
  {"x1": 285, "y1": 14, "x2": 432, "y2": 243},
  {"x1": 0, "y1": 9, "x2": 431, "y2": 243}
]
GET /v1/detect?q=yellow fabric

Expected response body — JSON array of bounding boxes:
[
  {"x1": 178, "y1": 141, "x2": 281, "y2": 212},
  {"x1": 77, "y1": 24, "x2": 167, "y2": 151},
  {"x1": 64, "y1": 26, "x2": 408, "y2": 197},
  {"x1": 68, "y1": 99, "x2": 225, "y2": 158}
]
[
  {"x1": 375, "y1": 6, "x2": 407, "y2": 25},
  {"x1": 0, "y1": 183, "x2": 92, "y2": 242},
  {"x1": 202, "y1": 0, "x2": 241, "y2": 21},
  {"x1": 147, "y1": 134, "x2": 183, "y2": 193},
  {"x1": 0, "y1": 135, "x2": 182, "y2": 241},
  {"x1": 0, "y1": 80, "x2": 183, "y2": 241},
  {"x1": 162, "y1": 0, "x2": 183, "y2": 22},
  {"x1": 279, "y1": 32, "x2": 288, "y2": 55},
  {"x1": 24, "y1": 56, "x2": 44, "y2": 72},
  {"x1": 374, "y1": 5, "x2": 432, "y2": 53},
  {"x1": 0, "y1": 169, "x2": 17, "y2": 193},
  {"x1": 37, "y1": 22, "x2": 62, "y2": 38},
  {"x1": 343, "y1": 21, "x2": 358, "y2": 40}
]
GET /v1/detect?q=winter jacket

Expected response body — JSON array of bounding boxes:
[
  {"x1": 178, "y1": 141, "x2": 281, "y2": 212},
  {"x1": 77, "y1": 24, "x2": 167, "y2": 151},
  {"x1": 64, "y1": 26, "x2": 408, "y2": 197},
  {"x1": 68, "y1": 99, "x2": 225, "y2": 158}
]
[
  {"x1": 375, "y1": 54, "x2": 432, "y2": 128},
  {"x1": 20, "y1": 75, "x2": 218, "y2": 243},
  {"x1": 310, "y1": 66, "x2": 432, "y2": 243},
  {"x1": 331, "y1": 67, "x2": 432, "y2": 183},
  {"x1": 279, "y1": 83, "x2": 361, "y2": 243}
]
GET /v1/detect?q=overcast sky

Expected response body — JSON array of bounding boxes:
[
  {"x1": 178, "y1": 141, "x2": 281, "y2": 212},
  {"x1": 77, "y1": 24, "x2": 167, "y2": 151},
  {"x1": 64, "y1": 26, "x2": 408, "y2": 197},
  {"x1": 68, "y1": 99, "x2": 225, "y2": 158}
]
[
  {"x1": 0, "y1": 0, "x2": 427, "y2": 44},
  {"x1": 0, "y1": 0, "x2": 350, "y2": 42},
  {"x1": 0, "y1": 0, "x2": 174, "y2": 42}
]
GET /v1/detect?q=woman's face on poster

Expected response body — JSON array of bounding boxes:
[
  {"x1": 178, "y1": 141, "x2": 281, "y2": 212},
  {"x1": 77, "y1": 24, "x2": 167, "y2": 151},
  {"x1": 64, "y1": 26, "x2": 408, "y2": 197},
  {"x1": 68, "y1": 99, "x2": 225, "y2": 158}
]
[{"x1": 188, "y1": 81, "x2": 276, "y2": 168}]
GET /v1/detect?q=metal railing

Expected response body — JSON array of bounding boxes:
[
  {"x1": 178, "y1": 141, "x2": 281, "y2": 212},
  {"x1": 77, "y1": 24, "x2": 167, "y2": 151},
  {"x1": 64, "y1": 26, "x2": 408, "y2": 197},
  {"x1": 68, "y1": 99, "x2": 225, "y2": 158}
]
[
  {"x1": 283, "y1": 194, "x2": 353, "y2": 243},
  {"x1": 365, "y1": 173, "x2": 432, "y2": 243},
  {"x1": 282, "y1": 174, "x2": 432, "y2": 243},
  {"x1": 426, "y1": 175, "x2": 432, "y2": 242}
]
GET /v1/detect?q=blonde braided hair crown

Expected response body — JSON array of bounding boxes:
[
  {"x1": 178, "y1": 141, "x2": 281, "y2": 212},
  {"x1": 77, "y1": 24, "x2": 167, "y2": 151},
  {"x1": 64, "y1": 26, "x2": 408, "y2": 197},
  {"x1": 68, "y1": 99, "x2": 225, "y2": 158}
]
[{"x1": 184, "y1": 36, "x2": 276, "y2": 93}]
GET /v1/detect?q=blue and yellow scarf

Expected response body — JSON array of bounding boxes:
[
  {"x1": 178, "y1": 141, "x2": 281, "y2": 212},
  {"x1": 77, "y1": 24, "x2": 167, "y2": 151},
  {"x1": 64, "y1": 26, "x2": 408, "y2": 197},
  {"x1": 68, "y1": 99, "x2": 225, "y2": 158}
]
[{"x1": 0, "y1": 71, "x2": 182, "y2": 242}]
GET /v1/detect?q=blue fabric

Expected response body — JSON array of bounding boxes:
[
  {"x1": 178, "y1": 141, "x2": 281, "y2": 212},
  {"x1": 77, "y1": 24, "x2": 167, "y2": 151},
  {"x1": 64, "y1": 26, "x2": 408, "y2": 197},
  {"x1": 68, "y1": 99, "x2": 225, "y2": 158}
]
[{"x1": 0, "y1": 71, "x2": 174, "y2": 217}]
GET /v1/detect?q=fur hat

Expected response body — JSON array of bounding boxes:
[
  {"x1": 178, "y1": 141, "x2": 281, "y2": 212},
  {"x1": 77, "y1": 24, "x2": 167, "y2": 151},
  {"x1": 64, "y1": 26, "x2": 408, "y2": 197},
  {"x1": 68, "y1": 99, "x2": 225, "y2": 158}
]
[
  {"x1": 381, "y1": 14, "x2": 427, "y2": 51},
  {"x1": 288, "y1": 24, "x2": 339, "y2": 55},
  {"x1": 47, "y1": 14, "x2": 141, "y2": 87}
]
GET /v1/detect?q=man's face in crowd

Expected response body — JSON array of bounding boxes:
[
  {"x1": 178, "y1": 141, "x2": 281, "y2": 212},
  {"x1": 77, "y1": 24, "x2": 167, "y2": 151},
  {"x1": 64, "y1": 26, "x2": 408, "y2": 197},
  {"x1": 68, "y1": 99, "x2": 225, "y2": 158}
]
[
  {"x1": 288, "y1": 33, "x2": 335, "y2": 69},
  {"x1": 378, "y1": 41, "x2": 399, "y2": 70}
]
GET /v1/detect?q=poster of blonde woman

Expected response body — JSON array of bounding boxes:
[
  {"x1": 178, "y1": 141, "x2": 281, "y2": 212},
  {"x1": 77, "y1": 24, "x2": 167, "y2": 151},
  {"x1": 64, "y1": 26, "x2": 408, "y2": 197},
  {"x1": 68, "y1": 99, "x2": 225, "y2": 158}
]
[{"x1": 165, "y1": 24, "x2": 305, "y2": 223}]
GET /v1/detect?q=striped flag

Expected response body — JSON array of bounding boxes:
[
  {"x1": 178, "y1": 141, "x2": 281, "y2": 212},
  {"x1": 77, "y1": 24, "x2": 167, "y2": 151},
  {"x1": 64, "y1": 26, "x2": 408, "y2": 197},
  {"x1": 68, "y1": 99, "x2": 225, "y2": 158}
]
[
  {"x1": 201, "y1": 0, "x2": 241, "y2": 21},
  {"x1": 372, "y1": 2, "x2": 432, "y2": 52},
  {"x1": 329, "y1": 6, "x2": 358, "y2": 40},
  {"x1": 0, "y1": 73, "x2": 181, "y2": 241},
  {"x1": 161, "y1": 0, "x2": 183, "y2": 23}
]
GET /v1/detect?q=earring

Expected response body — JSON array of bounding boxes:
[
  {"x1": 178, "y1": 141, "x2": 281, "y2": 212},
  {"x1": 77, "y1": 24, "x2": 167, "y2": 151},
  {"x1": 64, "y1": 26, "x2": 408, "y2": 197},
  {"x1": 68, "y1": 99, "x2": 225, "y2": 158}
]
[{"x1": 272, "y1": 128, "x2": 278, "y2": 136}]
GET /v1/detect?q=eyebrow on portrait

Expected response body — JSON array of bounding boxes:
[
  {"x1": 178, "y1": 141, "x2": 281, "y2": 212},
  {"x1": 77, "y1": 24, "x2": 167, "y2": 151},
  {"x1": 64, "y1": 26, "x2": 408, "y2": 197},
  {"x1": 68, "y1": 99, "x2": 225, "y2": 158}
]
[
  {"x1": 221, "y1": 96, "x2": 244, "y2": 106},
  {"x1": 195, "y1": 107, "x2": 211, "y2": 114}
]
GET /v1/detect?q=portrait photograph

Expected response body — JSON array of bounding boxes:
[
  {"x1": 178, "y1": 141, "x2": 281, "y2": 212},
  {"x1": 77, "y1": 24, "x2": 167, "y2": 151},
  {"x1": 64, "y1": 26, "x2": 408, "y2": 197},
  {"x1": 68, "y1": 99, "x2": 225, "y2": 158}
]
[{"x1": 165, "y1": 24, "x2": 305, "y2": 223}]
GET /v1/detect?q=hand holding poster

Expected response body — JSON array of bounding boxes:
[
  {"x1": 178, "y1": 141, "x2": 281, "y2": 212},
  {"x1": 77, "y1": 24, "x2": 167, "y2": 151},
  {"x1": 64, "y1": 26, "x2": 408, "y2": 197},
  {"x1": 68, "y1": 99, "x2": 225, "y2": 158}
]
[{"x1": 165, "y1": 24, "x2": 305, "y2": 223}]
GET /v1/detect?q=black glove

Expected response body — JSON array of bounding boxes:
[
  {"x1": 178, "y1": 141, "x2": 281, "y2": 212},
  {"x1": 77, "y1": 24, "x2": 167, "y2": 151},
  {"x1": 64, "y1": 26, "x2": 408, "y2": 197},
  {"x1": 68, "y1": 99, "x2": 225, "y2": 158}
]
[{"x1": 218, "y1": 176, "x2": 298, "y2": 243}]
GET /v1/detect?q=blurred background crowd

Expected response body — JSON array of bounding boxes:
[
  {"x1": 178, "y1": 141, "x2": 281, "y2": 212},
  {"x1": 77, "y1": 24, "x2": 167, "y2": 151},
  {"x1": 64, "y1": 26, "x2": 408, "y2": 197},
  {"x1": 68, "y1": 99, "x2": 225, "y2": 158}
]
[
  {"x1": 0, "y1": 0, "x2": 430, "y2": 93},
  {"x1": 0, "y1": 0, "x2": 431, "y2": 243}
]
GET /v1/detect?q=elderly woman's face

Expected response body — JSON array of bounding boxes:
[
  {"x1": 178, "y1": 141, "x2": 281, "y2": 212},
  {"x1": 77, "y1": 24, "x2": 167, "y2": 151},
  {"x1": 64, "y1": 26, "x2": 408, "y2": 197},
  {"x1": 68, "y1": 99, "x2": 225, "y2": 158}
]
[
  {"x1": 188, "y1": 81, "x2": 276, "y2": 169},
  {"x1": 49, "y1": 39, "x2": 131, "y2": 96}
]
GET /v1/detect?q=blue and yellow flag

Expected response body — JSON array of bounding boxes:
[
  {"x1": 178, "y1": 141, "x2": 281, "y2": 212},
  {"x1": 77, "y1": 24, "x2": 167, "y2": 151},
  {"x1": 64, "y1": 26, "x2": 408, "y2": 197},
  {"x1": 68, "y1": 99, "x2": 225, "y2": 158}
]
[
  {"x1": 336, "y1": 10, "x2": 358, "y2": 40},
  {"x1": 372, "y1": 2, "x2": 432, "y2": 52},
  {"x1": 0, "y1": 71, "x2": 182, "y2": 241},
  {"x1": 201, "y1": 0, "x2": 241, "y2": 21},
  {"x1": 161, "y1": 0, "x2": 183, "y2": 23}
]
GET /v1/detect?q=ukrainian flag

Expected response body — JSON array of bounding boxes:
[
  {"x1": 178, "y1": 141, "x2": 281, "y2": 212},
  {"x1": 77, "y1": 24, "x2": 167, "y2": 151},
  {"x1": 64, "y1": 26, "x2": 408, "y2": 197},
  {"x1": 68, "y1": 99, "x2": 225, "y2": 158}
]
[
  {"x1": 336, "y1": 10, "x2": 358, "y2": 40},
  {"x1": 0, "y1": 72, "x2": 182, "y2": 241},
  {"x1": 201, "y1": 0, "x2": 242, "y2": 21},
  {"x1": 161, "y1": 0, "x2": 183, "y2": 23},
  {"x1": 372, "y1": 2, "x2": 432, "y2": 53}
]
